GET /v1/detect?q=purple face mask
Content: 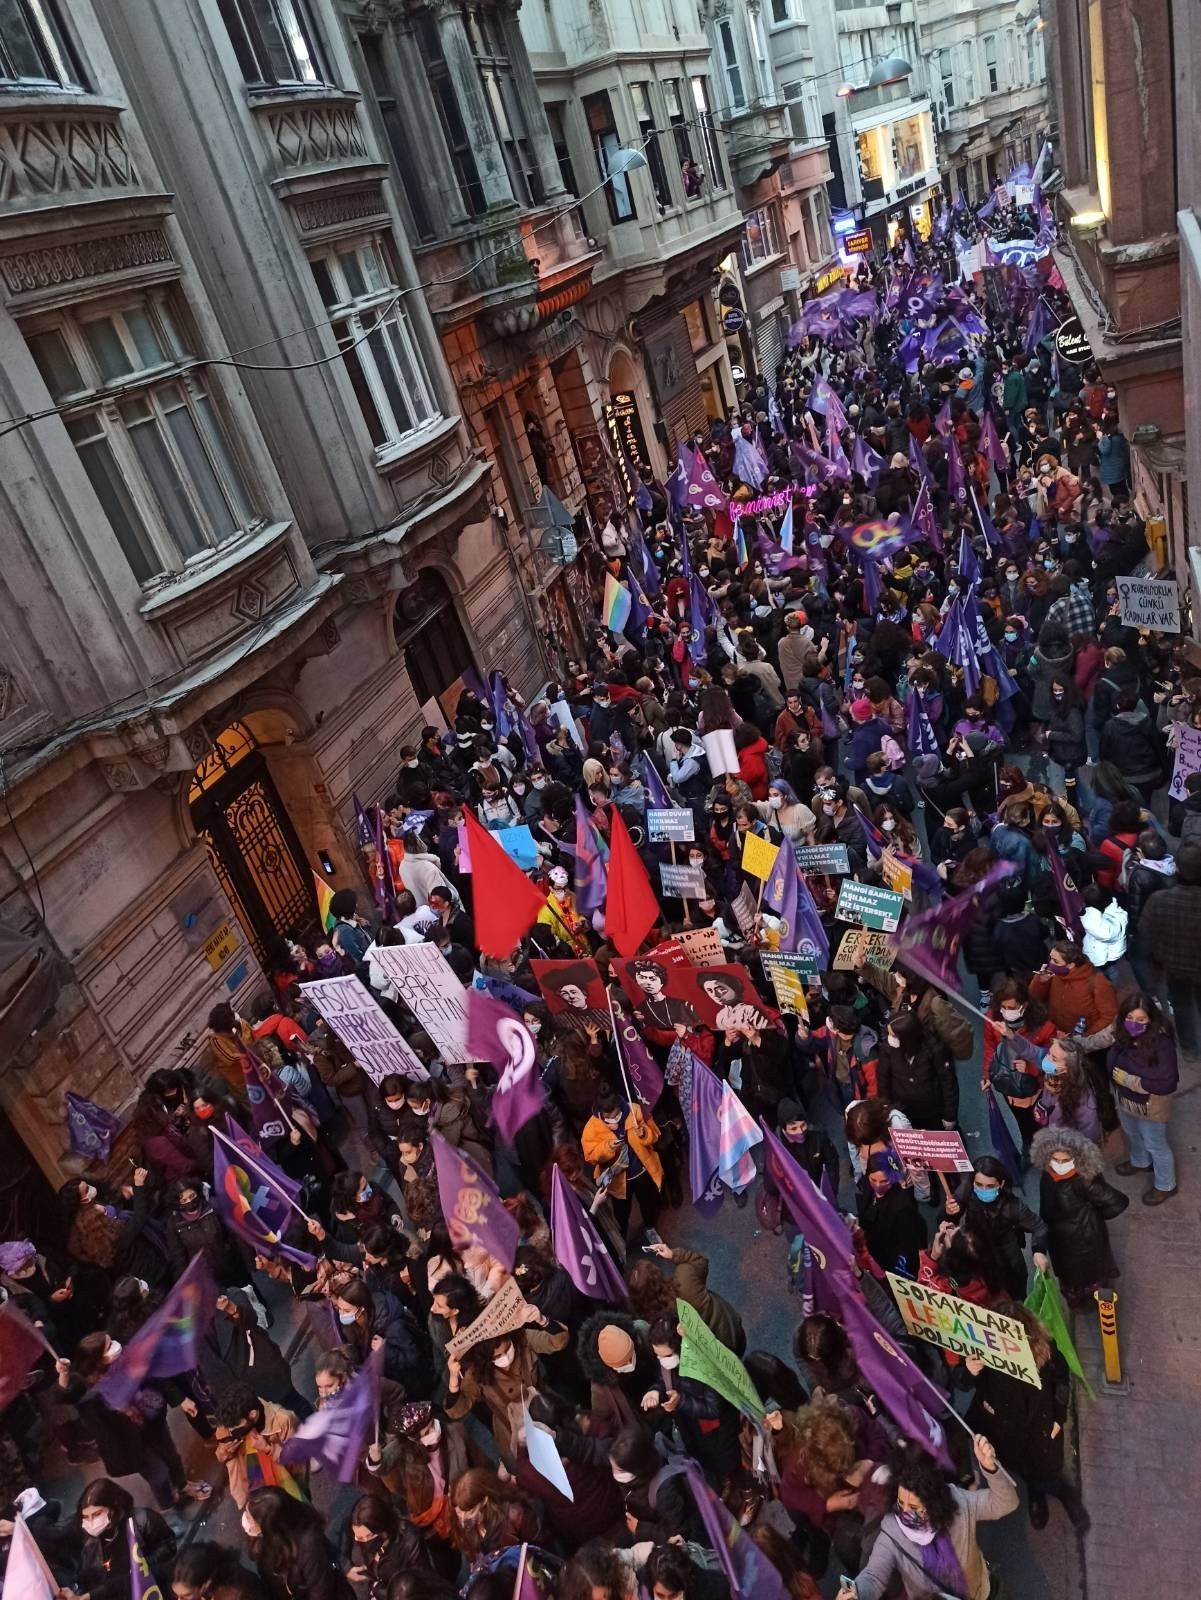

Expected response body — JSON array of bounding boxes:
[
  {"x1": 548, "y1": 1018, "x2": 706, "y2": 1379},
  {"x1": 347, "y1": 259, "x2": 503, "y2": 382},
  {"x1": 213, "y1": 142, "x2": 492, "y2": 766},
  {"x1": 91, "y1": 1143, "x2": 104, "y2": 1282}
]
[{"x1": 1123, "y1": 1018, "x2": 1148, "y2": 1037}]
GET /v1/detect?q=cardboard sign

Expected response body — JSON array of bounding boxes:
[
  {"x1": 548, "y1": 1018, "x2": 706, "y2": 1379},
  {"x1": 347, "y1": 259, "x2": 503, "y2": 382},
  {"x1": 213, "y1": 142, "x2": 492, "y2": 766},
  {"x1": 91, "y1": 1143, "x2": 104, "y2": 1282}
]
[
  {"x1": 647, "y1": 807, "x2": 695, "y2": 843},
  {"x1": 660, "y1": 863, "x2": 706, "y2": 898},
  {"x1": 887, "y1": 1274, "x2": 1042, "y2": 1388},
  {"x1": 881, "y1": 850, "x2": 914, "y2": 899},
  {"x1": 730, "y1": 882, "x2": 758, "y2": 938},
  {"x1": 300, "y1": 975, "x2": 429, "y2": 1083},
  {"x1": 741, "y1": 831, "x2": 781, "y2": 881},
  {"x1": 795, "y1": 843, "x2": 850, "y2": 876},
  {"x1": 522, "y1": 1403, "x2": 573, "y2": 1500},
  {"x1": 445, "y1": 1278, "x2": 530, "y2": 1359},
  {"x1": 685, "y1": 965, "x2": 778, "y2": 1032},
  {"x1": 1169, "y1": 722, "x2": 1201, "y2": 802},
  {"x1": 759, "y1": 952, "x2": 811, "y2": 1016},
  {"x1": 890, "y1": 1126, "x2": 973, "y2": 1174},
  {"x1": 371, "y1": 944, "x2": 471, "y2": 1063},
  {"x1": 1116, "y1": 575, "x2": 1180, "y2": 633},
  {"x1": 677, "y1": 926, "x2": 727, "y2": 967},
  {"x1": 835, "y1": 879, "x2": 905, "y2": 933},
  {"x1": 613, "y1": 953, "x2": 703, "y2": 1034},
  {"x1": 832, "y1": 928, "x2": 896, "y2": 971}
]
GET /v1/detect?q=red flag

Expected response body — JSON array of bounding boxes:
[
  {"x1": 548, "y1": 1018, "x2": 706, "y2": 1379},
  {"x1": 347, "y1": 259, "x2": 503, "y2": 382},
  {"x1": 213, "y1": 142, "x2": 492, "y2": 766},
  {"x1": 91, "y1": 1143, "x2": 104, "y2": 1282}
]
[
  {"x1": 0, "y1": 1302, "x2": 53, "y2": 1411},
  {"x1": 460, "y1": 807, "x2": 547, "y2": 959},
  {"x1": 604, "y1": 807, "x2": 660, "y2": 957}
]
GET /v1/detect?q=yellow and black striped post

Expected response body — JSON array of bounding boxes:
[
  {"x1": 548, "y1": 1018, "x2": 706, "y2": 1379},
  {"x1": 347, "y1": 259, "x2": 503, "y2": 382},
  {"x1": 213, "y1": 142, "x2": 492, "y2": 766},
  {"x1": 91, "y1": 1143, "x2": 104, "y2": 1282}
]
[{"x1": 1094, "y1": 1289, "x2": 1121, "y2": 1386}]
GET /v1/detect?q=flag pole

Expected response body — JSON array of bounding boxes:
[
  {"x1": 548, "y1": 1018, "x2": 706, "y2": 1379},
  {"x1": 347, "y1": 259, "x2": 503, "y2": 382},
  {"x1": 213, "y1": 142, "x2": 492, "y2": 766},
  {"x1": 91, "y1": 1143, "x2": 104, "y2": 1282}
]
[
  {"x1": 939, "y1": 1401, "x2": 1017, "y2": 1485},
  {"x1": 511, "y1": 1542, "x2": 529, "y2": 1600},
  {"x1": 209, "y1": 1126, "x2": 312, "y2": 1224},
  {"x1": 604, "y1": 985, "x2": 637, "y2": 1105}
]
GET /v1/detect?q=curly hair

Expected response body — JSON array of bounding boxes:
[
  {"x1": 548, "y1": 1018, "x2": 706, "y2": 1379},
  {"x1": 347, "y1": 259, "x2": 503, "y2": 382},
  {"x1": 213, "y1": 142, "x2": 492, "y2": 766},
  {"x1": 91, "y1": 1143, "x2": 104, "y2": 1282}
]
[
  {"x1": 626, "y1": 1258, "x2": 676, "y2": 1323},
  {"x1": 893, "y1": 1452, "x2": 958, "y2": 1532},
  {"x1": 787, "y1": 1396, "x2": 856, "y2": 1495}
]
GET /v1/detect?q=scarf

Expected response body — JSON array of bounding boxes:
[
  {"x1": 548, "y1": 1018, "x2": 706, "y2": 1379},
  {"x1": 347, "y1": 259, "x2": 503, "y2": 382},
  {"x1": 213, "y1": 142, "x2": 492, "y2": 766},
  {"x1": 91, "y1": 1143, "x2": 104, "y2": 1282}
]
[{"x1": 896, "y1": 1516, "x2": 970, "y2": 1597}]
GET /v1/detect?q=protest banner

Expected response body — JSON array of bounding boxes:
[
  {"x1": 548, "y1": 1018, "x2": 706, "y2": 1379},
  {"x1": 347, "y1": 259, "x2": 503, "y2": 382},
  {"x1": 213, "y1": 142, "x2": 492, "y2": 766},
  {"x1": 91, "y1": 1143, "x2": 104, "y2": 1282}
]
[
  {"x1": 832, "y1": 928, "x2": 896, "y2": 971},
  {"x1": 660, "y1": 863, "x2": 706, "y2": 898},
  {"x1": 677, "y1": 926, "x2": 726, "y2": 966},
  {"x1": 494, "y1": 824, "x2": 539, "y2": 870},
  {"x1": 795, "y1": 843, "x2": 850, "y2": 876},
  {"x1": 677, "y1": 1298, "x2": 765, "y2": 1419},
  {"x1": 890, "y1": 1126, "x2": 973, "y2": 1174},
  {"x1": 647, "y1": 808, "x2": 696, "y2": 843},
  {"x1": 835, "y1": 879, "x2": 905, "y2": 933},
  {"x1": 741, "y1": 831, "x2": 780, "y2": 881},
  {"x1": 1168, "y1": 722, "x2": 1201, "y2": 802},
  {"x1": 759, "y1": 952, "x2": 810, "y2": 1016},
  {"x1": 881, "y1": 850, "x2": 914, "y2": 898},
  {"x1": 445, "y1": 1278, "x2": 530, "y2": 1359},
  {"x1": 1116, "y1": 575, "x2": 1180, "y2": 633},
  {"x1": 299, "y1": 975, "x2": 428, "y2": 1083},
  {"x1": 887, "y1": 1274, "x2": 1042, "y2": 1387},
  {"x1": 372, "y1": 944, "x2": 471, "y2": 1062}
]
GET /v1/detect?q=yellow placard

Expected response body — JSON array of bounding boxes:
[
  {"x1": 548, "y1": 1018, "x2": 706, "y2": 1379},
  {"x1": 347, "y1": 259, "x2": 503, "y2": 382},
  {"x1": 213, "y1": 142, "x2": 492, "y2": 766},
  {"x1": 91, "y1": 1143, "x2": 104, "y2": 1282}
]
[
  {"x1": 202, "y1": 921, "x2": 238, "y2": 970},
  {"x1": 887, "y1": 1274, "x2": 1042, "y2": 1388},
  {"x1": 765, "y1": 966, "x2": 809, "y2": 1017},
  {"x1": 741, "y1": 830, "x2": 780, "y2": 881},
  {"x1": 881, "y1": 849, "x2": 914, "y2": 899}
]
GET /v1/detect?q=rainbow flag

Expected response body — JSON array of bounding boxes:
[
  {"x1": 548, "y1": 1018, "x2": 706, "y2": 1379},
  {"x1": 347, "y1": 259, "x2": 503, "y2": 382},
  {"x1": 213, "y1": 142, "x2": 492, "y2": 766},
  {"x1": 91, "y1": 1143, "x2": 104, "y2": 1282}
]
[
  {"x1": 601, "y1": 572, "x2": 632, "y2": 634},
  {"x1": 312, "y1": 869, "x2": 335, "y2": 932},
  {"x1": 245, "y1": 1444, "x2": 306, "y2": 1500},
  {"x1": 734, "y1": 521, "x2": 749, "y2": 569}
]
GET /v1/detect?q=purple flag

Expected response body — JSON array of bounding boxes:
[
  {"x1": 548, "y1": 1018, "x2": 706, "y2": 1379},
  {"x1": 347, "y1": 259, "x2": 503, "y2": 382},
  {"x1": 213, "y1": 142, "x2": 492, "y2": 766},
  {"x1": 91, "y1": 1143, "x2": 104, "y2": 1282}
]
[
  {"x1": 971, "y1": 487, "x2": 1003, "y2": 550},
  {"x1": 733, "y1": 433, "x2": 765, "y2": 491},
  {"x1": 986, "y1": 1087, "x2": 1023, "y2": 1182},
  {"x1": 281, "y1": 1346, "x2": 383, "y2": 1482},
  {"x1": 908, "y1": 430, "x2": 934, "y2": 489},
  {"x1": 667, "y1": 445, "x2": 691, "y2": 513},
  {"x1": 239, "y1": 1042, "x2": 307, "y2": 1145},
  {"x1": 432, "y1": 1130, "x2": 519, "y2": 1269},
  {"x1": 351, "y1": 792, "x2": 375, "y2": 851},
  {"x1": 979, "y1": 408, "x2": 1008, "y2": 472},
  {"x1": 686, "y1": 1054, "x2": 729, "y2": 1216},
  {"x1": 934, "y1": 597, "x2": 981, "y2": 696},
  {"x1": 128, "y1": 1517, "x2": 163, "y2": 1600},
  {"x1": 372, "y1": 804, "x2": 396, "y2": 920},
  {"x1": 465, "y1": 988, "x2": 546, "y2": 1143},
  {"x1": 683, "y1": 446, "x2": 729, "y2": 511},
  {"x1": 891, "y1": 859, "x2": 1016, "y2": 993},
  {"x1": 98, "y1": 1254, "x2": 215, "y2": 1410},
  {"x1": 211, "y1": 1133, "x2": 317, "y2": 1272},
  {"x1": 851, "y1": 431, "x2": 885, "y2": 488},
  {"x1": 1024, "y1": 294, "x2": 1055, "y2": 355},
  {"x1": 631, "y1": 527, "x2": 661, "y2": 596},
  {"x1": 853, "y1": 804, "x2": 888, "y2": 863},
  {"x1": 833, "y1": 1277, "x2": 954, "y2": 1469},
  {"x1": 946, "y1": 435, "x2": 968, "y2": 503},
  {"x1": 64, "y1": 1091, "x2": 121, "y2": 1163},
  {"x1": 640, "y1": 761, "x2": 672, "y2": 814},
  {"x1": 933, "y1": 399, "x2": 954, "y2": 439},
  {"x1": 1047, "y1": 844, "x2": 1085, "y2": 939},
  {"x1": 609, "y1": 987, "x2": 666, "y2": 1108},
  {"x1": 912, "y1": 479, "x2": 943, "y2": 554},
  {"x1": 957, "y1": 524, "x2": 981, "y2": 590},
  {"x1": 794, "y1": 869, "x2": 830, "y2": 966},
  {"x1": 759, "y1": 1122, "x2": 855, "y2": 1275},
  {"x1": 765, "y1": 851, "x2": 828, "y2": 965},
  {"x1": 223, "y1": 1113, "x2": 302, "y2": 1199},
  {"x1": 906, "y1": 690, "x2": 940, "y2": 757},
  {"x1": 684, "y1": 1463, "x2": 789, "y2": 1600},
  {"x1": 549, "y1": 1164, "x2": 627, "y2": 1302},
  {"x1": 573, "y1": 793, "x2": 609, "y2": 916}
]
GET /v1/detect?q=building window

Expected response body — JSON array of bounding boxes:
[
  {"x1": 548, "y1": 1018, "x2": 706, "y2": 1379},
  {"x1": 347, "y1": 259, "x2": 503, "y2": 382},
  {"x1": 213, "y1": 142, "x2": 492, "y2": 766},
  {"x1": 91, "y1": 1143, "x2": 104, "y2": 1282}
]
[
  {"x1": 358, "y1": 35, "x2": 434, "y2": 242},
  {"x1": 583, "y1": 91, "x2": 636, "y2": 223},
  {"x1": 690, "y1": 76, "x2": 726, "y2": 191},
  {"x1": 801, "y1": 201, "x2": 818, "y2": 262},
  {"x1": 0, "y1": 0, "x2": 84, "y2": 88},
  {"x1": 938, "y1": 47, "x2": 955, "y2": 107},
  {"x1": 631, "y1": 82, "x2": 673, "y2": 211},
  {"x1": 769, "y1": 0, "x2": 793, "y2": 23},
  {"x1": 893, "y1": 113, "x2": 927, "y2": 180},
  {"x1": 812, "y1": 188, "x2": 832, "y2": 256},
  {"x1": 25, "y1": 295, "x2": 254, "y2": 585},
  {"x1": 465, "y1": 6, "x2": 544, "y2": 207},
  {"x1": 983, "y1": 33, "x2": 999, "y2": 93},
  {"x1": 717, "y1": 19, "x2": 745, "y2": 111},
  {"x1": 217, "y1": 0, "x2": 327, "y2": 87},
  {"x1": 961, "y1": 41, "x2": 976, "y2": 102},
  {"x1": 415, "y1": 15, "x2": 485, "y2": 216},
  {"x1": 741, "y1": 205, "x2": 780, "y2": 268},
  {"x1": 310, "y1": 236, "x2": 440, "y2": 454}
]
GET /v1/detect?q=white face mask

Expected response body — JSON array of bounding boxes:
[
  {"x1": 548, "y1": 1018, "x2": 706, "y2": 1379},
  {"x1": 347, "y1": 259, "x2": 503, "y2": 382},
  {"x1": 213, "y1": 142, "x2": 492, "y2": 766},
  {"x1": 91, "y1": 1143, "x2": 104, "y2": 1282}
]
[
  {"x1": 420, "y1": 1422, "x2": 442, "y2": 1448},
  {"x1": 338, "y1": 1310, "x2": 358, "y2": 1325},
  {"x1": 103, "y1": 1339, "x2": 122, "y2": 1364},
  {"x1": 881, "y1": 818, "x2": 896, "y2": 832},
  {"x1": 822, "y1": 802, "x2": 837, "y2": 816},
  {"x1": 492, "y1": 1345, "x2": 517, "y2": 1369},
  {"x1": 767, "y1": 795, "x2": 782, "y2": 809},
  {"x1": 611, "y1": 1466, "x2": 636, "y2": 1483},
  {"x1": 999, "y1": 1006, "x2": 1024, "y2": 1022},
  {"x1": 81, "y1": 1512, "x2": 110, "y2": 1538},
  {"x1": 1050, "y1": 1158, "x2": 1076, "y2": 1176},
  {"x1": 658, "y1": 1353, "x2": 681, "y2": 1370},
  {"x1": 385, "y1": 1099, "x2": 406, "y2": 1112},
  {"x1": 689, "y1": 856, "x2": 705, "y2": 869},
  {"x1": 614, "y1": 1358, "x2": 637, "y2": 1374},
  {"x1": 532, "y1": 778, "x2": 546, "y2": 790},
  {"x1": 527, "y1": 1020, "x2": 542, "y2": 1036}
]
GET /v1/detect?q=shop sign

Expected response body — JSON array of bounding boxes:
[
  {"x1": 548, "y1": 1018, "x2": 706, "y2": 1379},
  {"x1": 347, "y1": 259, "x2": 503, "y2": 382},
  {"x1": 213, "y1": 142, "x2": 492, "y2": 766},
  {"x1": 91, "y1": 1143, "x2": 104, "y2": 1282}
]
[
  {"x1": 844, "y1": 229, "x2": 874, "y2": 254},
  {"x1": 1054, "y1": 316, "x2": 1093, "y2": 366},
  {"x1": 722, "y1": 307, "x2": 746, "y2": 332},
  {"x1": 813, "y1": 265, "x2": 845, "y2": 293},
  {"x1": 202, "y1": 921, "x2": 238, "y2": 970}
]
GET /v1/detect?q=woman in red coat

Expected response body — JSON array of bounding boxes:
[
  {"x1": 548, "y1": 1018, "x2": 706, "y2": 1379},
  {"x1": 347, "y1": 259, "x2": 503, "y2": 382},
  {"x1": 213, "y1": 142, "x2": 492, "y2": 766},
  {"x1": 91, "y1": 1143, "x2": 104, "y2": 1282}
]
[{"x1": 735, "y1": 724, "x2": 771, "y2": 800}]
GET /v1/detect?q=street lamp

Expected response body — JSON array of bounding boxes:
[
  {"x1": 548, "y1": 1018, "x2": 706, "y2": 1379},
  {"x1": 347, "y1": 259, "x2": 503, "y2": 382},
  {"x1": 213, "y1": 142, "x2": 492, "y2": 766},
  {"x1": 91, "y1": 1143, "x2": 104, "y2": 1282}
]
[
  {"x1": 606, "y1": 147, "x2": 649, "y2": 176},
  {"x1": 866, "y1": 55, "x2": 913, "y2": 88}
]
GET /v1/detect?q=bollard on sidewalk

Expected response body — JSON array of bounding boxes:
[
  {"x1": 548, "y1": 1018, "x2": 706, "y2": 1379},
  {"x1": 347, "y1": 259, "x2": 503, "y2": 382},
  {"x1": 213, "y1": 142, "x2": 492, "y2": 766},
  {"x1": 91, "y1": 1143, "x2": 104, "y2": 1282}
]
[{"x1": 1093, "y1": 1288, "x2": 1123, "y2": 1388}]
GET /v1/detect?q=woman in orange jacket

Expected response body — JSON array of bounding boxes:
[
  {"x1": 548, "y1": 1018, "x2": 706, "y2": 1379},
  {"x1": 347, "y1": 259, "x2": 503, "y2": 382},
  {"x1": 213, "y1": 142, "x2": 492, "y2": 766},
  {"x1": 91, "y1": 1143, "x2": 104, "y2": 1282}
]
[{"x1": 581, "y1": 1087, "x2": 662, "y2": 1241}]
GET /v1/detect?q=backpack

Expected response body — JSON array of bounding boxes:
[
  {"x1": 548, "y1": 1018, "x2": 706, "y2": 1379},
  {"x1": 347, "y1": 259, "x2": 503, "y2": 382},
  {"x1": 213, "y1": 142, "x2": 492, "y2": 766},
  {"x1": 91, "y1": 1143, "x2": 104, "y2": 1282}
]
[{"x1": 880, "y1": 733, "x2": 906, "y2": 771}]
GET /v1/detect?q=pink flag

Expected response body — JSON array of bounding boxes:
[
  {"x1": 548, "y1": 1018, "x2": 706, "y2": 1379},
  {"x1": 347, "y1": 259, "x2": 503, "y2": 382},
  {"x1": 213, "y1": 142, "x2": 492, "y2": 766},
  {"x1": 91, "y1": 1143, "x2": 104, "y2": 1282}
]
[{"x1": 7, "y1": 1516, "x2": 56, "y2": 1600}]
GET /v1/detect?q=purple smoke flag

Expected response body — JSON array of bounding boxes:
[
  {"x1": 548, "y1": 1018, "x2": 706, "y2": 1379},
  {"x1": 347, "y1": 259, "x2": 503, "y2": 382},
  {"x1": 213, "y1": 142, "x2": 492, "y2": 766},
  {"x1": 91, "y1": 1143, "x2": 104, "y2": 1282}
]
[
  {"x1": 833, "y1": 1278, "x2": 954, "y2": 1468},
  {"x1": 64, "y1": 1091, "x2": 121, "y2": 1164},
  {"x1": 514, "y1": 706, "x2": 541, "y2": 764},
  {"x1": 684, "y1": 1463, "x2": 789, "y2": 1600},
  {"x1": 432, "y1": 1130, "x2": 519, "y2": 1268},
  {"x1": 906, "y1": 690, "x2": 940, "y2": 757},
  {"x1": 550, "y1": 1163, "x2": 627, "y2": 1302},
  {"x1": 1047, "y1": 843, "x2": 1086, "y2": 940},
  {"x1": 98, "y1": 1254, "x2": 215, "y2": 1410},
  {"x1": 281, "y1": 1346, "x2": 383, "y2": 1482},
  {"x1": 809, "y1": 375, "x2": 835, "y2": 416},
  {"x1": 8, "y1": 1516, "x2": 56, "y2": 1600},
  {"x1": 759, "y1": 1121, "x2": 855, "y2": 1273},
  {"x1": 851, "y1": 431, "x2": 885, "y2": 488},
  {"x1": 211, "y1": 1132, "x2": 317, "y2": 1272},
  {"x1": 573, "y1": 792, "x2": 609, "y2": 915},
  {"x1": 466, "y1": 987, "x2": 545, "y2": 1143},
  {"x1": 891, "y1": 859, "x2": 1016, "y2": 994},
  {"x1": 986, "y1": 1087, "x2": 1023, "y2": 1183},
  {"x1": 609, "y1": 987, "x2": 666, "y2": 1108}
]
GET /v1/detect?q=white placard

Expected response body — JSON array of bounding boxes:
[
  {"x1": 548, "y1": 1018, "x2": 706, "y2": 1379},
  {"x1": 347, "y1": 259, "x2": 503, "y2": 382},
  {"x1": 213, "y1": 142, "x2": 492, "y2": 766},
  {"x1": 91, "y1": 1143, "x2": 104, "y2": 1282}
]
[
  {"x1": 300, "y1": 974, "x2": 429, "y2": 1084},
  {"x1": 1116, "y1": 575, "x2": 1180, "y2": 633},
  {"x1": 371, "y1": 944, "x2": 471, "y2": 1063}
]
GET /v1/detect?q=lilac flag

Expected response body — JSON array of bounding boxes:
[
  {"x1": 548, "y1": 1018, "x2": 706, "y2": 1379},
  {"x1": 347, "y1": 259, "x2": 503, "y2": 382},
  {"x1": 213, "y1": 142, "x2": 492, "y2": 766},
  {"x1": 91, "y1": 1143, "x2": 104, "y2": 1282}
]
[
  {"x1": 550, "y1": 1164, "x2": 627, "y2": 1301},
  {"x1": 906, "y1": 690, "x2": 940, "y2": 757},
  {"x1": 1024, "y1": 294, "x2": 1055, "y2": 355},
  {"x1": 211, "y1": 1133, "x2": 317, "y2": 1273},
  {"x1": 837, "y1": 288, "x2": 879, "y2": 321},
  {"x1": 852, "y1": 804, "x2": 888, "y2": 864},
  {"x1": 946, "y1": 437, "x2": 968, "y2": 505},
  {"x1": 65, "y1": 1091, "x2": 121, "y2": 1163},
  {"x1": 912, "y1": 479, "x2": 942, "y2": 552},
  {"x1": 640, "y1": 760, "x2": 673, "y2": 814},
  {"x1": 897, "y1": 332, "x2": 922, "y2": 372},
  {"x1": 795, "y1": 869, "x2": 830, "y2": 965},
  {"x1": 465, "y1": 987, "x2": 545, "y2": 1143},
  {"x1": 351, "y1": 792, "x2": 375, "y2": 851},
  {"x1": 908, "y1": 430, "x2": 934, "y2": 489},
  {"x1": 631, "y1": 527, "x2": 661, "y2": 596},
  {"x1": 686, "y1": 1054, "x2": 729, "y2": 1216},
  {"x1": 98, "y1": 1254, "x2": 214, "y2": 1411},
  {"x1": 487, "y1": 670, "x2": 515, "y2": 738},
  {"x1": 432, "y1": 1130, "x2": 519, "y2": 1269},
  {"x1": 957, "y1": 524, "x2": 981, "y2": 590},
  {"x1": 759, "y1": 1122, "x2": 855, "y2": 1272},
  {"x1": 934, "y1": 598, "x2": 979, "y2": 696},
  {"x1": 129, "y1": 1517, "x2": 164, "y2": 1600},
  {"x1": 475, "y1": 972, "x2": 541, "y2": 1010},
  {"x1": 980, "y1": 408, "x2": 1008, "y2": 473},
  {"x1": 1047, "y1": 842, "x2": 1086, "y2": 939},
  {"x1": 733, "y1": 433, "x2": 765, "y2": 491},
  {"x1": 851, "y1": 431, "x2": 885, "y2": 488},
  {"x1": 514, "y1": 707, "x2": 541, "y2": 764},
  {"x1": 986, "y1": 1087, "x2": 1023, "y2": 1182},
  {"x1": 684, "y1": 1463, "x2": 789, "y2": 1600},
  {"x1": 281, "y1": 1346, "x2": 383, "y2": 1482},
  {"x1": 609, "y1": 987, "x2": 665, "y2": 1108},
  {"x1": 667, "y1": 446, "x2": 691, "y2": 513},
  {"x1": 891, "y1": 859, "x2": 1016, "y2": 994},
  {"x1": 573, "y1": 793, "x2": 609, "y2": 915},
  {"x1": 971, "y1": 487, "x2": 1003, "y2": 550},
  {"x1": 684, "y1": 446, "x2": 729, "y2": 511}
]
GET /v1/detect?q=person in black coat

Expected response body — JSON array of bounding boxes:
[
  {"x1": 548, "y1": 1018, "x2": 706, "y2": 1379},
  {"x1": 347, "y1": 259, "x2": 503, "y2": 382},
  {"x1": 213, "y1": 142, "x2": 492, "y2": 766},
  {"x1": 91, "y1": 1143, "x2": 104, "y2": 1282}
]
[
  {"x1": 606, "y1": 1424, "x2": 701, "y2": 1545},
  {"x1": 942, "y1": 1156, "x2": 1049, "y2": 1300},
  {"x1": 341, "y1": 1493, "x2": 428, "y2": 1600},
  {"x1": 170, "y1": 1541, "x2": 269, "y2": 1600},
  {"x1": 71, "y1": 1479, "x2": 175, "y2": 1600},
  {"x1": 330, "y1": 1279, "x2": 433, "y2": 1397},
  {"x1": 964, "y1": 1303, "x2": 1089, "y2": 1531},
  {"x1": 164, "y1": 1181, "x2": 253, "y2": 1285},
  {"x1": 874, "y1": 1011, "x2": 958, "y2": 1130},
  {"x1": 1029, "y1": 1127, "x2": 1128, "y2": 1304},
  {"x1": 643, "y1": 1317, "x2": 741, "y2": 1481},
  {"x1": 641, "y1": 1542, "x2": 731, "y2": 1600},
  {"x1": 855, "y1": 1152, "x2": 928, "y2": 1279},
  {"x1": 243, "y1": 1488, "x2": 354, "y2": 1600},
  {"x1": 197, "y1": 1290, "x2": 311, "y2": 1419},
  {"x1": 768, "y1": 1098, "x2": 840, "y2": 1194}
]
